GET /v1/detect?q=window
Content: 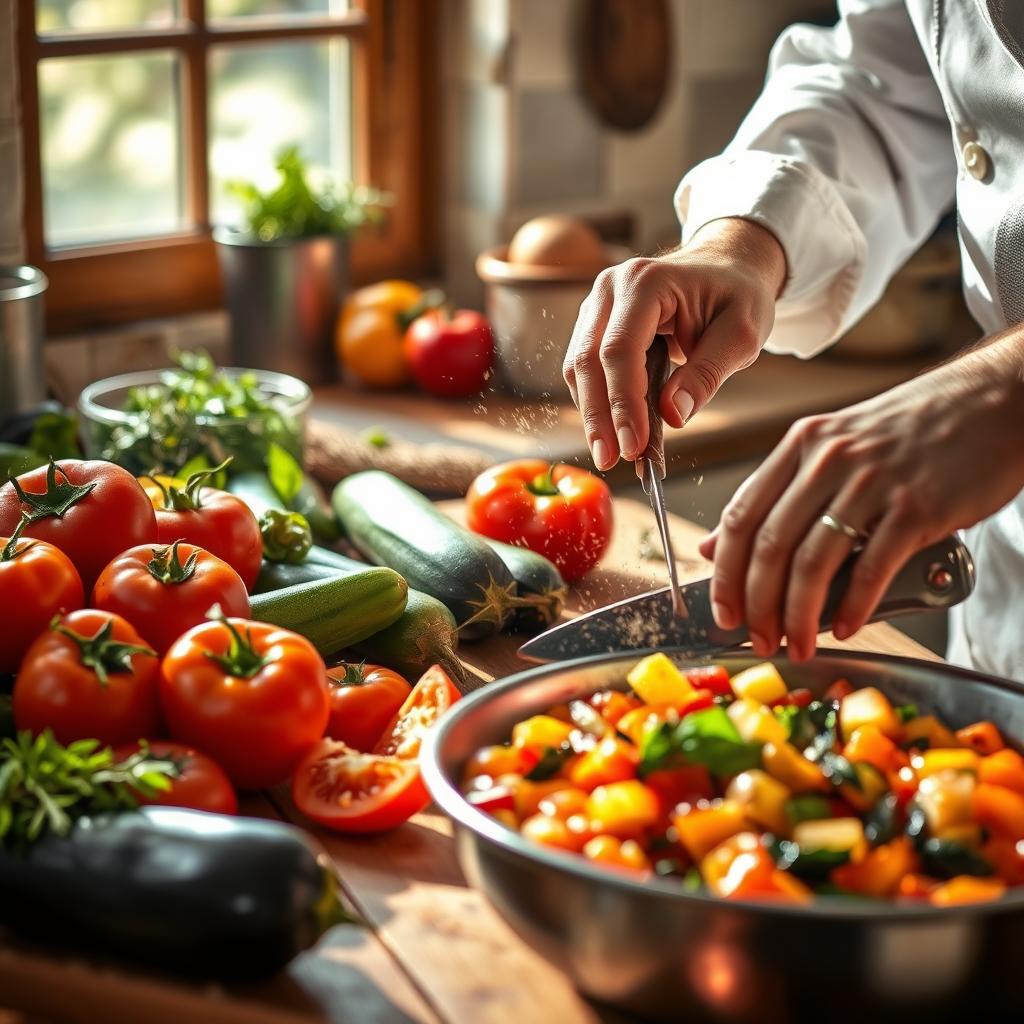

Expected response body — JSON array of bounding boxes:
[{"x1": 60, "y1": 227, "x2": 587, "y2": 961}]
[{"x1": 18, "y1": 0, "x2": 438, "y2": 333}]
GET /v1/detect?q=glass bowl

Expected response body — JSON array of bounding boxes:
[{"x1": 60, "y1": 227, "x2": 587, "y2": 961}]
[{"x1": 78, "y1": 366, "x2": 312, "y2": 476}]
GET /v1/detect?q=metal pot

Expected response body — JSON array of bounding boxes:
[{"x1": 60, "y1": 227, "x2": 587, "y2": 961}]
[
  {"x1": 422, "y1": 650, "x2": 1024, "y2": 1022},
  {"x1": 0, "y1": 266, "x2": 47, "y2": 414},
  {"x1": 214, "y1": 228, "x2": 348, "y2": 386}
]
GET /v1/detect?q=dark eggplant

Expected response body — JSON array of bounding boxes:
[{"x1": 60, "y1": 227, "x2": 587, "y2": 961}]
[{"x1": 0, "y1": 806, "x2": 343, "y2": 977}]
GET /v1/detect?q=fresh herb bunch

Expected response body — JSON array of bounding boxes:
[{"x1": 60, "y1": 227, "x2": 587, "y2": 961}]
[
  {"x1": 0, "y1": 731, "x2": 178, "y2": 846},
  {"x1": 99, "y1": 350, "x2": 304, "y2": 477},
  {"x1": 228, "y1": 146, "x2": 389, "y2": 243}
]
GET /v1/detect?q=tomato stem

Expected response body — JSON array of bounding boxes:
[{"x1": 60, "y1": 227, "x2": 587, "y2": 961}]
[
  {"x1": 147, "y1": 540, "x2": 199, "y2": 585},
  {"x1": 0, "y1": 513, "x2": 36, "y2": 562},
  {"x1": 51, "y1": 617, "x2": 156, "y2": 686},
  {"x1": 395, "y1": 288, "x2": 446, "y2": 332},
  {"x1": 147, "y1": 458, "x2": 234, "y2": 512},
  {"x1": 331, "y1": 661, "x2": 368, "y2": 688},
  {"x1": 526, "y1": 465, "x2": 561, "y2": 497},
  {"x1": 9, "y1": 459, "x2": 96, "y2": 524},
  {"x1": 203, "y1": 607, "x2": 270, "y2": 679}
]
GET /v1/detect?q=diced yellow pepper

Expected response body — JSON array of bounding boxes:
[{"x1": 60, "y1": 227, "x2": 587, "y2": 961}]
[
  {"x1": 762, "y1": 741, "x2": 830, "y2": 793},
  {"x1": 913, "y1": 748, "x2": 980, "y2": 778},
  {"x1": 511, "y1": 715, "x2": 575, "y2": 753},
  {"x1": 915, "y1": 769, "x2": 976, "y2": 835},
  {"x1": 838, "y1": 687, "x2": 901, "y2": 740},
  {"x1": 585, "y1": 780, "x2": 660, "y2": 838},
  {"x1": 626, "y1": 653, "x2": 693, "y2": 706},
  {"x1": 728, "y1": 698, "x2": 788, "y2": 746},
  {"x1": 674, "y1": 800, "x2": 747, "y2": 861},
  {"x1": 792, "y1": 817, "x2": 867, "y2": 861},
  {"x1": 729, "y1": 662, "x2": 788, "y2": 705},
  {"x1": 902, "y1": 715, "x2": 959, "y2": 750},
  {"x1": 726, "y1": 769, "x2": 791, "y2": 835}
]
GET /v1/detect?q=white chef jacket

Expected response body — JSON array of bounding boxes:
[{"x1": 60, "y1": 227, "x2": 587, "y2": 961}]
[{"x1": 674, "y1": 0, "x2": 1024, "y2": 681}]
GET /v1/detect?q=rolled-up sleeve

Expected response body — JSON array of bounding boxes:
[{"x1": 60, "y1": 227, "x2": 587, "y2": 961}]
[{"x1": 674, "y1": 0, "x2": 956, "y2": 357}]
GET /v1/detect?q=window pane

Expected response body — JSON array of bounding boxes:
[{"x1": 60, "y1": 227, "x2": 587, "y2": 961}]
[
  {"x1": 207, "y1": 0, "x2": 349, "y2": 21},
  {"x1": 36, "y1": 0, "x2": 178, "y2": 33},
  {"x1": 39, "y1": 52, "x2": 185, "y2": 248},
  {"x1": 209, "y1": 40, "x2": 352, "y2": 227}
]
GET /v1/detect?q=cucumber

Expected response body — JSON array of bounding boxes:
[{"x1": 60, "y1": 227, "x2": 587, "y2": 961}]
[
  {"x1": 249, "y1": 567, "x2": 407, "y2": 657},
  {"x1": 253, "y1": 554, "x2": 465, "y2": 683},
  {"x1": 482, "y1": 538, "x2": 566, "y2": 633},
  {"x1": 332, "y1": 471, "x2": 517, "y2": 640},
  {"x1": 228, "y1": 472, "x2": 340, "y2": 544}
]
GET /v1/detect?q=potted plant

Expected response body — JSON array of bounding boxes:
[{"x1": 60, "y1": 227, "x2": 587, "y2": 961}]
[{"x1": 214, "y1": 147, "x2": 387, "y2": 385}]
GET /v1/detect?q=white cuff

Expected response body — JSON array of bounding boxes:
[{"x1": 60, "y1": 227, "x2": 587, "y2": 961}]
[{"x1": 674, "y1": 151, "x2": 867, "y2": 358}]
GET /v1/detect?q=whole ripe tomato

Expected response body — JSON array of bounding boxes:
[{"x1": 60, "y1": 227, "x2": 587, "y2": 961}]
[
  {"x1": 336, "y1": 280, "x2": 442, "y2": 389},
  {"x1": 0, "y1": 459, "x2": 156, "y2": 590},
  {"x1": 292, "y1": 665, "x2": 461, "y2": 833},
  {"x1": 13, "y1": 609, "x2": 160, "y2": 747},
  {"x1": 324, "y1": 662, "x2": 412, "y2": 752},
  {"x1": 144, "y1": 465, "x2": 262, "y2": 589},
  {"x1": 465, "y1": 459, "x2": 613, "y2": 581},
  {"x1": 160, "y1": 615, "x2": 329, "y2": 789},
  {"x1": 403, "y1": 308, "x2": 493, "y2": 397},
  {"x1": 116, "y1": 740, "x2": 239, "y2": 816},
  {"x1": 0, "y1": 517, "x2": 84, "y2": 674},
  {"x1": 92, "y1": 541, "x2": 251, "y2": 655}
]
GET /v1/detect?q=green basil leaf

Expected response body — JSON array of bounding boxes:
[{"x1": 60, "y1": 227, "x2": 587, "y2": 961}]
[
  {"x1": 896, "y1": 703, "x2": 919, "y2": 723},
  {"x1": 675, "y1": 707, "x2": 763, "y2": 777},
  {"x1": 525, "y1": 744, "x2": 573, "y2": 782},
  {"x1": 267, "y1": 441, "x2": 304, "y2": 505},
  {"x1": 28, "y1": 411, "x2": 81, "y2": 461}
]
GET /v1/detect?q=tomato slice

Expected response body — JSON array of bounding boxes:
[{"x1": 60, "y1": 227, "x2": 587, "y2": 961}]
[
  {"x1": 292, "y1": 738, "x2": 429, "y2": 834},
  {"x1": 373, "y1": 664, "x2": 461, "y2": 760}
]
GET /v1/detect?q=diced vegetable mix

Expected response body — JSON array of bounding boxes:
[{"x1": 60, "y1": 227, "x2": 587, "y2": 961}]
[{"x1": 461, "y1": 654, "x2": 1024, "y2": 907}]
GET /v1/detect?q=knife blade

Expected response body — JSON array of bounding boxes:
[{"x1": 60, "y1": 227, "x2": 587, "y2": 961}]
[{"x1": 518, "y1": 533, "x2": 975, "y2": 663}]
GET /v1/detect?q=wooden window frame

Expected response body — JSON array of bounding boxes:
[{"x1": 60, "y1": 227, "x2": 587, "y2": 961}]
[{"x1": 17, "y1": 0, "x2": 438, "y2": 335}]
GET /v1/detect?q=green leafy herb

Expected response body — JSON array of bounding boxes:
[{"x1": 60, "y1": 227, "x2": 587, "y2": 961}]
[
  {"x1": 267, "y1": 442, "x2": 304, "y2": 506},
  {"x1": 639, "y1": 707, "x2": 762, "y2": 778},
  {"x1": 27, "y1": 410, "x2": 81, "y2": 461},
  {"x1": 525, "y1": 744, "x2": 573, "y2": 782},
  {"x1": 228, "y1": 146, "x2": 390, "y2": 242},
  {"x1": 98, "y1": 350, "x2": 304, "y2": 477},
  {"x1": 896, "y1": 703, "x2": 919, "y2": 724},
  {"x1": 0, "y1": 731, "x2": 178, "y2": 846}
]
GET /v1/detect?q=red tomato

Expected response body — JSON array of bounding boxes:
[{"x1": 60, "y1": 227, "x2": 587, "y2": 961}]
[
  {"x1": 678, "y1": 689, "x2": 715, "y2": 717},
  {"x1": 324, "y1": 662, "x2": 412, "y2": 752},
  {"x1": 145, "y1": 469, "x2": 262, "y2": 590},
  {"x1": 93, "y1": 541, "x2": 250, "y2": 655},
  {"x1": 771, "y1": 688, "x2": 814, "y2": 709},
  {"x1": 0, "y1": 459, "x2": 156, "y2": 590},
  {"x1": 116, "y1": 740, "x2": 238, "y2": 816},
  {"x1": 403, "y1": 308, "x2": 493, "y2": 397},
  {"x1": 373, "y1": 664, "x2": 462, "y2": 760},
  {"x1": 0, "y1": 519, "x2": 84, "y2": 674},
  {"x1": 13, "y1": 609, "x2": 160, "y2": 746},
  {"x1": 465, "y1": 459, "x2": 614, "y2": 582},
  {"x1": 292, "y1": 738, "x2": 428, "y2": 833},
  {"x1": 645, "y1": 765, "x2": 716, "y2": 817},
  {"x1": 684, "y1": 665, "x2": 732, "y2": 697},
  {"x1": 160, "y1": 616, "x2": 329, "y2": 789}
]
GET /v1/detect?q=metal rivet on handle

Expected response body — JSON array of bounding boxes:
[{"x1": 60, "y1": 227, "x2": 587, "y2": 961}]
[{"x1": 927, "y1": 565, "x2": 954, "y2": 593}]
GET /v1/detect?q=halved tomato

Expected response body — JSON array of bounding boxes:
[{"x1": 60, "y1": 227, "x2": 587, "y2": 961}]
[
  {"x1": 291, "y1": 738, "x2": 428, "y2": 833},
  {"x1": 373, "y1": 664, "x2": 462, "y2": 760}
]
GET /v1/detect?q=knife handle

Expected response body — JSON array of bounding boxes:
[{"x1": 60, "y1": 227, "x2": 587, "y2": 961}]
[
  {"x1": 823, "y1": 533, "x2": 975, "y2": 630},
  {"x1": 638, "y1": 335, "x2": 671, "y2": 481}
]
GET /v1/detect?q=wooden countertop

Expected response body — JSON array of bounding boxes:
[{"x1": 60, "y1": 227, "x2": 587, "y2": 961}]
[
  {"x1": 311, "y1": 351, "x2": 934, "y2": 486},
  {"x1": 0, "y1": 501, "x2": 938, "y2": 1024}
]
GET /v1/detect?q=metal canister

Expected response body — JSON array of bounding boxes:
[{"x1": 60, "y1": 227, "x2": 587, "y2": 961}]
[
  {"x1": 0, "y1": 265, "x2": 47, "y2": 414},
  {"x1": 213, "y1": 228, "x2": 348, "y2": 386}
]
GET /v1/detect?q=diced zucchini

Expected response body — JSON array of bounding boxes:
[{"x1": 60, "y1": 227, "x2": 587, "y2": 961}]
[
  {"x1": 627, "y1": 653, "x2": 693, "y2": 706},
  {"x1": 792, "y1": 817, "x2": 867, "y2": 860},
  {"x1": 726, "y1": 770, "x2": 791, "y2": 835},
  {"x1": 728, "y1": 698, "x2": 789, "y2": 746},
  {"x1": 729, "y1": 662, "x2": 788, "y2": 705},
  {"x1": 838, "y1": 687, "x2": 901, "y2": 740}
]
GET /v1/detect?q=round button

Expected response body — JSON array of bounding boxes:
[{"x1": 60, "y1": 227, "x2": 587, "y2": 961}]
[{"x1": 963, "y1": 140, "x2": 990, "y2": 180}]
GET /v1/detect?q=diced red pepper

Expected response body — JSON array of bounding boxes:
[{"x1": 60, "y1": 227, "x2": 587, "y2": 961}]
[
  {"x1": 824, "y1": 679, "x2": 855, "y2": 702},
  {"x1": 645, "y1": 765, "x2": 716, "y2": 817},
  {"x1": 770, "y1": 688, "x2": 814, "y2": 709},
  {"x1": 684, "y1": 665, "x2": 732, "y2": 697},
  {"x1": 467, "y1": 785, "x2": 516, "y2": 814},
  {"x1": 678, "y1": 689, "x2": 715, "y2": 717}
]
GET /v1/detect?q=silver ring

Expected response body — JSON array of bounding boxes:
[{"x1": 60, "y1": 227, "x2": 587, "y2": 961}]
[{"x1": 819, "y1": 510, "x2": 869, "y2": 544}]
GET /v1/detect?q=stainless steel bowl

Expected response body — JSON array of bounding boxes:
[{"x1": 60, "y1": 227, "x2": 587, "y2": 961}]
[{"x1": 422, "y1": 650, "x2": 1024, "y2": 1022}]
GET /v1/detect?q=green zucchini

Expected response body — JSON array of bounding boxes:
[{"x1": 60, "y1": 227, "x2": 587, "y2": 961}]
[
  {"x1": 228, "y1": 472, "x2": 340, "y2": 544},
  {"x1": 332, "y1": 471, "x2": 517, "y2": 640},
  {"x1": 482, "y1": 538, "x2": 566, "y2": 632},
  {"x1": 253, "y1": 553, "x2": 465, "y2": 683},
  {"x1": 249, "y1": 567, "x2": 407, "y2": 657}
]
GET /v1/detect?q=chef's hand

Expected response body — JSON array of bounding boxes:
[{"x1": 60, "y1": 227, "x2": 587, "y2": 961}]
[
  {"x1": 563, "y1": 218, "x2": 787, "y2": 471},
  {"x1": 700, "y1": 329, "x2": 1024, "y2": 660}
]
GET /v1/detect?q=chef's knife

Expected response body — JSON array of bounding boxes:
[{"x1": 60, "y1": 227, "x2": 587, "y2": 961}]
[{"x1": 518, "y1": 533, "x2": 975, "y2": 662}]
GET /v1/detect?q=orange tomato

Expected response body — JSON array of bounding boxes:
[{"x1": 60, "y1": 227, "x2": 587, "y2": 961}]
[
  {"x1": 956, "y1": 721, "x2": 1005, "y2": 755},
  {"x1": 972, "y1": 783, "x2": 1024, "y2": 840},
  {"x1": 569, "y1": 736, "x2": 639, "y2": 791}
]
